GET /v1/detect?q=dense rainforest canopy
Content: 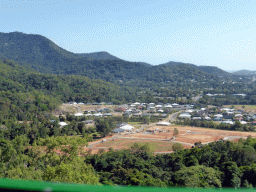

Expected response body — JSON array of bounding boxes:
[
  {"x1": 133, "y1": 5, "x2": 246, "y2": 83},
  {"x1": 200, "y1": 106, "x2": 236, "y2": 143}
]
[
  {"x1": 1, "y1": 134, "x2": 256, "y2": 188},
  {"x1": 0, "y1": 59, "x2": 142, "y2": 122}
]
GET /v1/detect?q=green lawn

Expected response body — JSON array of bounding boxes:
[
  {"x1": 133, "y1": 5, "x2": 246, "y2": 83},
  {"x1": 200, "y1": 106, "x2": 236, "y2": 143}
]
[
  {"x1": 224, "y1": 105, "x2": 256, "y2": 112},
  {"x1": 128, "y1": 122, "x2": 144, "y2": 125},
  {"x1": 96, "y1": 139, "x2": 173, "y2": 152}
]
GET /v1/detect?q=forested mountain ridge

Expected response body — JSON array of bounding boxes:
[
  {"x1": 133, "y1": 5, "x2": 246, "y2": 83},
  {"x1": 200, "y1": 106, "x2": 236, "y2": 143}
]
[
  {"x1": 0, "y1": 31, "x2": 231, "y2": 88},
  {"x1": 0, "y1": 32, "x2": 78, "y2": 72},
  {"x1": 161, "y1": 61, "x2": 231, "y2": 77}
]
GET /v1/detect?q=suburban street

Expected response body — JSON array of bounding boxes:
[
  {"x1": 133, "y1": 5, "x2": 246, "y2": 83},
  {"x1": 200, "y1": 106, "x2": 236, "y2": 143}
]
[{"x1": 168, "y1": 112, "x2": 180, "y2": 122}]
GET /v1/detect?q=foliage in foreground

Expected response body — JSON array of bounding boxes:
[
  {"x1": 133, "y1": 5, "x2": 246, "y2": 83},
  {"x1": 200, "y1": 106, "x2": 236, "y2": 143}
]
[
  {"x1": 86, "y1": 137, "x2": 256, "y2": 188},
  {"x1": 1, "y1": 135, "x2": 256, "y2": 188},
  {"x1": 0, "y1": 135, "x2": 99, "y2": 185}
]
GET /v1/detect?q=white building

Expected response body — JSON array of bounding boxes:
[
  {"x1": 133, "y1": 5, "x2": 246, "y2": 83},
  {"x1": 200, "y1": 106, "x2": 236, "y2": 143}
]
[
  {"x1": 221, "y1": 120, "x2": 234, "y2": 125},
  {"x1": 221, "y1": 108, "x2": 231, "y2": 111},
  {"x1": 120, "y1": 124, "x2": 134, "y2": 131},
  {"x1": 172, "y1": 103, "x2": 179, "y2": 108},
  {"x1": 94, "y1": 113, "x2": 103, "y2": 117},
  {"x1": 214, "y1": 114, "x2": 223, "y2": 118},
  {"x1": 59, "y1": 122, "x2": 68, "y2": 127},
  {"x1": 74, "y1": 113, "x2": 84, "y2": 117},
  {"x1": 185, "y1": 109, "x2": 194, "y2": 113},
  {"x1": 204, "y1": 116, "x2": 211, "y2": 120},
  {"x1": 113, "y1": 124, "x2": 134, "y2": 133},
  {"x1": 156, "y1": 121, "x2": 171, "y2": 126},
  {"x1": 192, "y1": 117, "x2": 201, "y2": 120},
  {"x1": 179, "y1": 113, "x2": 191, "y2": 119}
]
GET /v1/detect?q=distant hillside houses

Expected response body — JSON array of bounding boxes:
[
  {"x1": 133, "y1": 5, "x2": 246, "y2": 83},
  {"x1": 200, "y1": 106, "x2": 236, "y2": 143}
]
[
  {"x1": 178, "y1": 105, "x2": 256, "y2": 126},
  {"x1": 117, "y1": 102, "x2": 193, "y2": 118},
  {"x1": 205, "y1": 93, "x2": 246, "y2": 98},
  {"x1": 66, "y1": 101, "x2": 113, "y2": 105}
]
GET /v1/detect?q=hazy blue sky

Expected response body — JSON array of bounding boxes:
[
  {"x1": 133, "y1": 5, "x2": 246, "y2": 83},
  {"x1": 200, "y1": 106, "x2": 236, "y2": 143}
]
[{"x1": 1, "y1": 0, "x2": 256, "y2": 71}]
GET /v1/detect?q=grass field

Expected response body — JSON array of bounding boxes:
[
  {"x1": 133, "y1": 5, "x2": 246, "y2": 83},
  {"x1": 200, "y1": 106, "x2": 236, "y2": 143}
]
[
  {"x1": 128, "y1": 122, "x2": 143, "y2": 125},
  {"x1": 223, "y1": 105, "x2": 256, "y2": 113},
  {"x1": 94, "y1": 139, "x2": 174, "y2": 152},
  {"x1": 128, "y1": 122, "x2": 144, "y2": 128}
]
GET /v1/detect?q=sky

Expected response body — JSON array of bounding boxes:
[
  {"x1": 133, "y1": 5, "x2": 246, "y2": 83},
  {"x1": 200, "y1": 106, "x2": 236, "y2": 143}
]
[{"x1": 1, "y1": 0, "x2": 256, "y2": 71}]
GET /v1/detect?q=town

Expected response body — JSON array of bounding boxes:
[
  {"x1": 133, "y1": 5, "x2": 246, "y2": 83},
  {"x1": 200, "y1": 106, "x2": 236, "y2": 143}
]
[{"x1": 51, "y1": 99, "x2": 256, "y2": 155}]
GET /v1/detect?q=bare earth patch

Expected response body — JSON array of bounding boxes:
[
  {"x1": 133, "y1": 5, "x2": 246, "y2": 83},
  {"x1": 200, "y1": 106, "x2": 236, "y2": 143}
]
[
  {"x1": 172, "y1": 126, "x2": 256, "y2": 137},
  {"x1": 122, "y1": 130, "x2": 187, "y2": 140},
  {"x1": 94, "y1": 139, "x2": 180, "y2": 152},
  {"x1": 119, "y1": 125, "x2": 256, "y2": 146},
  {"x1": 175, "y1": 134, "x2": 223, "y2": 144}
]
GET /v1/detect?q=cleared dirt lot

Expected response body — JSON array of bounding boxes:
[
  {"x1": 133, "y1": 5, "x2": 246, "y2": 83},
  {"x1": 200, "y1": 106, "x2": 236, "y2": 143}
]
[
  {"x1": 119, "y1": 125, "x2": 256, "y2": 145},
  {"x1": 175, "y1": 134, "x2": 223, "y2": 144},
  {"x1": 122, "y1": 130, "x2": 187, "y2": 140},
  {"x1": 73, "y1": 124, "x2": 256, "y2": 155},
  {"x1": 70, "y1": 125, "x2": 256, "y2": 155},
  {"x1": 173, "y1": 125, "x2": 256, "y2": 137},
  {"x1": 93, "y1": 139, "x2": 191, "y2": 152}
]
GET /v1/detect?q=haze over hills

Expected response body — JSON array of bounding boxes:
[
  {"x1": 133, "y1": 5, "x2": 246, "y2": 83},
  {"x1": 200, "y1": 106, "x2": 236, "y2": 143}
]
[
  {"x1": 232, "y1": 70, "x2": 256, "y2": 76},
  {"x1": 0, "y1": 31, "x2": 234, "y2": 87}
]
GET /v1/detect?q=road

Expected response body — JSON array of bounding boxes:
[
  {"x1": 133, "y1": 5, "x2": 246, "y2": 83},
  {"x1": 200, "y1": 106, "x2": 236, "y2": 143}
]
[
  {"x1": 167, "y1": 112, "x2": 179, "y2": 122},
  {"x1": 192, "y1": 94, "x2": 202, "y2": 101}
]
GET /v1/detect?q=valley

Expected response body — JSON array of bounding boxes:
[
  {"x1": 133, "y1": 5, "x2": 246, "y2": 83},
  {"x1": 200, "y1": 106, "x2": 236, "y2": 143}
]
[
  {"x1": 0, "y1": 31, "x2": 256, "y2": 188},
  {"x1": 54, "y1": 102, "x2": 256, "y2": 155}
]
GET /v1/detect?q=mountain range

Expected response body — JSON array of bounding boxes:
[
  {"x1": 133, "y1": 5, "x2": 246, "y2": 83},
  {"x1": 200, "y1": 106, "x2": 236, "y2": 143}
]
[{"x1": 0, "y1": 32, "x2": 234, "y2": 87}]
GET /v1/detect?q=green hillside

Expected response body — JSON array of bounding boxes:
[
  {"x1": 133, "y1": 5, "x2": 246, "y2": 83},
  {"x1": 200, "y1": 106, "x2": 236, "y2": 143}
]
[
  {"x1": 0, "y1": 59, "x2": 140, "y2": 122},
  {"x1": 77, "y1": 51, "x2": 121, "y2": 60},
  {"x1": 0, "y1": 32, "x2": 229, "y2": 89},
  {"x1": 161, "y1": 61, "x2": 231, "y2": 77}
]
